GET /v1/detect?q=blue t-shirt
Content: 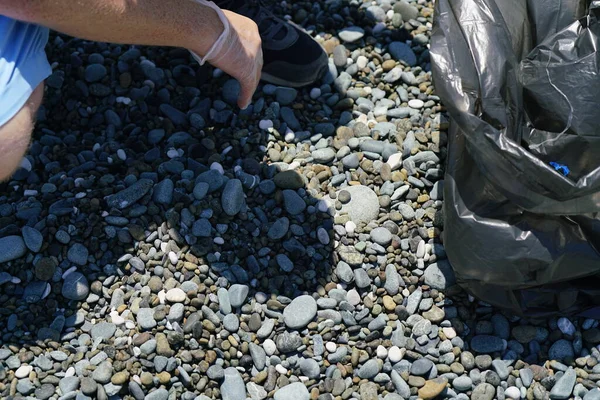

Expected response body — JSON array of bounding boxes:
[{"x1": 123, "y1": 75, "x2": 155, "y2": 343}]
[{"x1": 0, "y1": 16, "x2": 51, "y2": 126}]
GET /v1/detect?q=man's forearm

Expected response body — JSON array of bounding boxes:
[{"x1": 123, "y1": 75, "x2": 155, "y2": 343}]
[{"x1": 1, "y1": 0, "x2": 224, "y2": 56}]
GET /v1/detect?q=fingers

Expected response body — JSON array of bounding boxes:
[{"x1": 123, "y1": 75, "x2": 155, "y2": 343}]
[
  {"x1": 237, "y1": 71, "x2": 258, "y2": 110},
  {"x1": 237, "y1": 52, "x2": 262, "y2": 109}
]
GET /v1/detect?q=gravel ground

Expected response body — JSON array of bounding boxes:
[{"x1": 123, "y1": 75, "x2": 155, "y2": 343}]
[{"x1": 1, "y1": 0, "x2": 599, "y2": 399}]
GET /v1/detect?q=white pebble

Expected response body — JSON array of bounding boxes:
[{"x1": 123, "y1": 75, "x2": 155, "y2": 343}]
[
  {"x1": 386, "y1": 153, "x2": 403, "y2": 170},
  {"x1": 167, "y1": 149, "x2": 179, "y2": 159},
  {"x1": 125, "y1": 321, "x2": 136, "y2": 330},
  {"x1": 275, "y1": 364, "x2": 288, "y2": 375},
  {"x1": 505, "y1": 386, "x2": 521, "y2": 399},
  {"x1": 116, "y1": 96, "x2": 132, "y2": 105},
  {"x1": 388, "y1": 346, "x2": 404, "y2": 363},
  {"x1": 376, "y1": 345, "x2": 388, "y2": 359},
  {"x1": 157, "y1": 291, "x2": 166, "y2": 304},
  {"x1": 357, "y1": 56, "x2": 368, "y2": 69},
  {"x1": 75, "y1": 192, "x2": 87, "y2": 199},
  {"x1": 284, "y1": 131, "x2": 296, "y2": 143},
  {"x1": 263, "y1": 339, "x2": 277, "y2": 356},
  {"x1": 168, "y1": 251, "x2": 178, "y2": 265},
  {"x1": 23, "y1": 190, "x2": 38, "y2": 197},
  {"x1": 259, "y1": 120, "x2": 274, "y2": 130},
  {"x1": 65, "y1": 367, "x2": 76, "y2": 377},
  {"x1": 10, "y1": 277, "x2": 21, "y2": 284},
  {"x1": 408, "y1": 99, "x2": 424, "y2": 109},
  {"x1": 15, "y1": 365, "x2": 32, "y2": 379},
  {"x1": 214, "y1": 237, "x2": 225, "y2": 245},
  {"x1": 442, "y1": 327, "x2": 456, "y2": 339},
  {"x1": 166, "y1": 288, "x2": 186, "y2": 302},
  {"x1": 92, "y1": 143, "x2": 101, "y2": 152},
  {"x1": 110, "y1": 310, "x2": 125, "y2": 325},
  {"x1": 213, "y1": 68, "x2": 224, "y2": 78},
  {"x1": 20, "y1": 157, "x2": 32, "y2": 172},
  {"x1": 107, "y1": 157, "x2": 113, "y2": 164},
  {"x1": 210, "y1": 162, "x2": 224, "y2": 174},
  {"x1": 347, "y1": 289, "x2": 361, "y2": 306},
  {"x1": 326, "y1": 342, "x2": 337, "y2": 353},
  {"x1": 41, "y1": 283, "x2": 51, "y2": 300},
  {"x1": 345, "y1": 221, "x2": 356, "y2": 235},
  {"x1": 310, "y1": 88, "x2": 321, "y2": 99},
  {"x1": 117, "y1": 149, "x2": 126, "y2": 160}
]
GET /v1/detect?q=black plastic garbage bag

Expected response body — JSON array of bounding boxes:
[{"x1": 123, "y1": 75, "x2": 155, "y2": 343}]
[{"x1": 430, "y1": 0, "x2": 600, "y2": 317}]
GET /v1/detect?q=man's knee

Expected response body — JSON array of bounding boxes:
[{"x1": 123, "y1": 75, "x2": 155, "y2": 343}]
[{"x1": 0, "y1": 83, "x2": 44, "y2": 182}]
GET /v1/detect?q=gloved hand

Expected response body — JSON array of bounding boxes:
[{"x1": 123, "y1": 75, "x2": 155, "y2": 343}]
[{"x1": 190, "y1": 1, "x2": 263, "y2": 109}]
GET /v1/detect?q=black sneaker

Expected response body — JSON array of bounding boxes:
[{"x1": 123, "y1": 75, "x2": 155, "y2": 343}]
[{"x1": 214, "y1": 0, "x2": 329, "y2": 88}]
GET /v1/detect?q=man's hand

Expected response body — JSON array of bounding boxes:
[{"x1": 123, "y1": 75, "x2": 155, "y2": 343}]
[
  {"x1": 1, "y1": 0, "x2": 262, "y2": 108},
  {"x1": 191, "y1": 10, "x2": 263, "y2": 109}
]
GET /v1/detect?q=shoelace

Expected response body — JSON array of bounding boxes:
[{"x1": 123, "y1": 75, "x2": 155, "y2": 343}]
[{"x1": 216, "y1": 0, "x2": 288, "y2": 41}]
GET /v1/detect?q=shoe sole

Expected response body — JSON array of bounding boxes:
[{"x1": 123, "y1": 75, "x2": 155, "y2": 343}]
[{"x1": 260, "y1": 52, "x2": 330, "y2": 88}]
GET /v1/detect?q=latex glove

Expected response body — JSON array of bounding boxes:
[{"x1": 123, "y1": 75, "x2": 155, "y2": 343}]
[{"x1": 190, "y1": 1, "x2": 263, "y2": 109}]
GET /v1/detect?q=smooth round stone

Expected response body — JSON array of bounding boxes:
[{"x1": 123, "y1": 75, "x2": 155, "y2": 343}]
[
  {"x1": 299, "y1": 358, "x2": 320, "y2": 379},
  {"x1": 424, "y1": 261, "x2": 457, "y2": 290},
  {"x1": 274, "y1": 382, "x2": 309, "y2": 400},
  {"x1": 312, "y1": 148, "x2": 336, "y2": 164},
  {"x1": 22, "y1": 226, "x2": 43, "y2": 252},
  {"x1": 90, "y1": 322, "x2": 116, "y2": 340},
  {"x1": 370, "y1": 227, "x2": 392, "y2": 246},
  {"x1": 207, "y1": 365, "x2": 224, "y2": 380},
  {"x1": 15, "y1": 365, "x2": 32, "y2": 378},
  {"x1": 276, "y1": 254, "x2": 294, "y2": 272},
  {"x1": 342, "y1": 153, "x2": 360, "y2": 169},
  {"x1": 283, "y1": 295, "x2": 317, "y2": 329},
  {"x1": 505, "y1": 386, "x2": 520, "y2": 399},
  {"x1": 549, "y1": 339, "x2": 575, "y2": 360},
  {"x1": 408, "y1": 99, "x2": 424, "y2": 109},
  {"x1": 358, "y1": 359, "x2": 381, "y2": 379},
  {"x1": 264, "y1": 339, "x2": 277, "y2": 356},
  {"x1": 193, "y1": 182, "x2": 209, "y2": 200},
  {"x1": 223, "y1": 314, "x2": 240, "y2": 332},
  {"x1": 85, "y1": 63, "x2": 107, "y2": 82},
  {"x1": 376, "y1": 345, "x2": 388, "y2": 359},
  {"x1": 282, "y1": 190, "x2": 306, "y2": 215},
  {"x1": 228, "y1": 285, "x2": 249, "y2": 308},
  {"x1": 389, "y1": 346, "x2": 403, "y2": 363},
  {"x1": 453, "y1": 375, "x2": 473, "y2": 392},
  {"x1": 136, "y1": 308, "x2": 157, "y2": 330},
  {"x1": 339, "y1": 26, "x2": 365, "y2": 42},
  {"x1": 35, "y1": 384, "x2": 56, "y2": 400},
  {"x1": 326, "y1": 342, "x2": 337, "y2": 353},
  {"x1": 0, "y1": 236, "x2": 26, "y2": 263},
  {"x1": 388, "y1": 42, "x2": 417, "y2": 66},
  {"x1": 411, "y1": 358, "x2": 434, "y2": 376},
  {"x1": 221, "y1": 179, "x2": 245, "y2": 216},
  {"x1": 275, "y1": 87, "x2": 298, "y2": 105},
  {"x1": 62, "y1": 272, "x2": 89, "y2": 301},
  {"x1": 221, "y1": 368, "x2": 246, "y2": 400},
  {"x1": 274, "y1": 171, "x2": 304, "y2": 190},
  {"x1": 328, "y1": 185, "x2": 379, "y2": 224},
  {"x1": 67, "y1": 243, "x2": 88, "y2": 266},
  {"x1": 166, "y1": 288, "x2": 186, "y2": 302}
]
